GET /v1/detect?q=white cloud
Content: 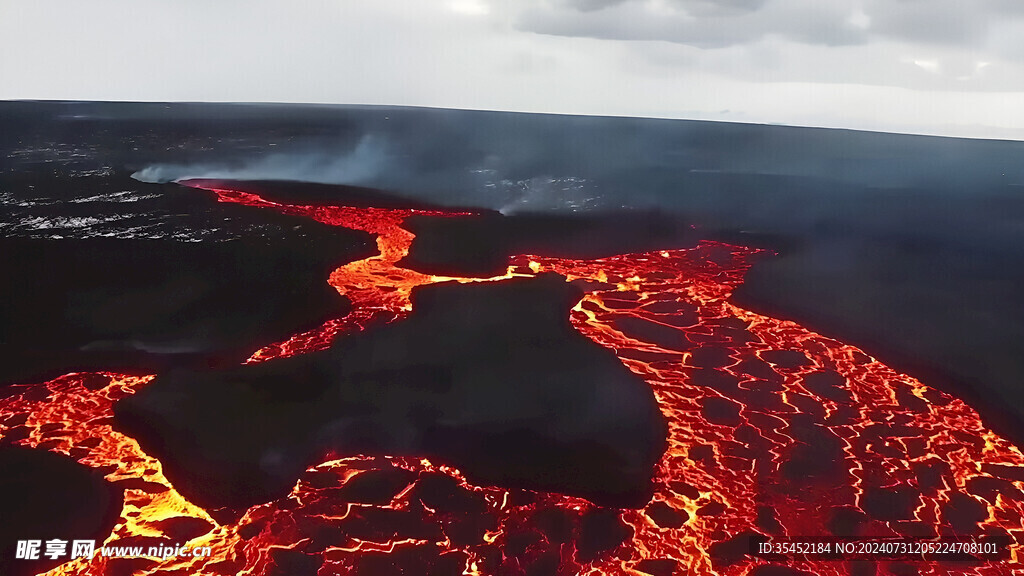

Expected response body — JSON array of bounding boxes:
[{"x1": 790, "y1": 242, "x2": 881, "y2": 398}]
[
  {"x1": 448, "y1": 0, "x2": 490, "y2": 16},
  {"x1": 2, "y1": 0, "x2": 1024, "y2": 140}
]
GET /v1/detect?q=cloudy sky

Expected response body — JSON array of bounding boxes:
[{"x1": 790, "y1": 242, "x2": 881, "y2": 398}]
[{"x1": 3, "y1": 0, "x2": 1024, "y2": 139}]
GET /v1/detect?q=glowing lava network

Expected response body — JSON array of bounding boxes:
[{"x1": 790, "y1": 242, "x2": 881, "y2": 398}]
[{"x1": 2, "y1": 183, "x2": 1024, "y2": 576}]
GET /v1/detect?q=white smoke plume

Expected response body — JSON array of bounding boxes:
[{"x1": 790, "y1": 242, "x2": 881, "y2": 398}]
[{"x1": 131, "y1": 135, "x2": 389, "y2": 185}]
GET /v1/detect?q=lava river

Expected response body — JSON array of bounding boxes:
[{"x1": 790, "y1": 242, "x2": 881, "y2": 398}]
[{"x1": 2, "y1": 184, "x2": 1024, "y2": 576}]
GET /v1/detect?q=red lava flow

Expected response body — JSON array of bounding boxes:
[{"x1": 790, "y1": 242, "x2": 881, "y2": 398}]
[{"x1": 2, "y1": 184, "x2": 1023, "y2": 575}]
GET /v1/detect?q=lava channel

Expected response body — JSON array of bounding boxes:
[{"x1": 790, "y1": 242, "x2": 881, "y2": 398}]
[{"x1": 1, "y1": 183, "x2": 1023, "y2": 576}]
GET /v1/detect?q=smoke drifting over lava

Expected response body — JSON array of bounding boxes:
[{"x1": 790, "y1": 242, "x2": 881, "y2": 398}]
[
  {"x1": 107, "y1": 102, "x2": 1024, "y2": 437},
  {"x1": 7, "y1": 101, "x2": 1024, "y2": 575},
  {"x1": 131, "y1": 135, "x2": 390, "y2": 187}
]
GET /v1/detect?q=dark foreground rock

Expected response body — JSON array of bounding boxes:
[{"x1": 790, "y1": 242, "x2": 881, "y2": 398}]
[
  {"x1": 114, "y1": 274, "x2": 667, "y2": 514},
  {"x1": 0, "y1": 447, "x2": 124, "y2": 576}
]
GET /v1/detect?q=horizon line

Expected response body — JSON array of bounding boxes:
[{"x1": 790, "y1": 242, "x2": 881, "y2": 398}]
[{"x1": 4, "y1": 98, "x2": 1024, "y2": 144}]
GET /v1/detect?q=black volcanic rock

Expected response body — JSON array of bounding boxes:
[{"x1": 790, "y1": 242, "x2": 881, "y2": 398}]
[
  {"x1": 114, "y1": 274, "x2": 667, "y2": 512},
  {"x1": 0, "y1": 447, "x2": 124, "y2": 576},
  {"x1": 0, "y1": 180, "x2": 374, "y2": 385},
  {"x1": 401, "y1": 211, "x2": 702, "y2": 277}
]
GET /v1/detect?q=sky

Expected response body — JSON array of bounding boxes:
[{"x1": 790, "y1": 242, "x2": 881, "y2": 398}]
[{"x1": 3, "y1": 0, "x2": 1024, "y2": 139}]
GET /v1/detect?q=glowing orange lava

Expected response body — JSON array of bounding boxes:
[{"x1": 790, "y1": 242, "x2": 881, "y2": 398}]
[{"x1": 2, "y1": 183, "x2": 1022, "y2": 576}]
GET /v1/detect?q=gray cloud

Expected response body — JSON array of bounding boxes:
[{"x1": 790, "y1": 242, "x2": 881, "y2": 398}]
[
  {"x1": 567, "y1": 0, "x2": 768, "y2": 15},
  {"x1": 864, "y1": 0, "x2": 989, "y2": 45},
  {"x1": 565, "y1": 0, "x2": 628, "y2": 12},
  {"x1": 513, "y1": 0, "x2": 1024, "y2": 49},
  {"x1": 515, "y1": 0, "x2": 869, "y2": 49}
]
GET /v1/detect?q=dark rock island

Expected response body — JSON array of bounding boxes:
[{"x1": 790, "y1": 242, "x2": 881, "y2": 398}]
[{"x1": 114, "y1": 274, "x2": 668, "y2": 515}]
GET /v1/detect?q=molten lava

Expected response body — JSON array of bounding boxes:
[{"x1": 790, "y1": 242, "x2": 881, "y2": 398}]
[{"x1": 2, "y1": 183, "x2": 1023, "y2": 575}]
